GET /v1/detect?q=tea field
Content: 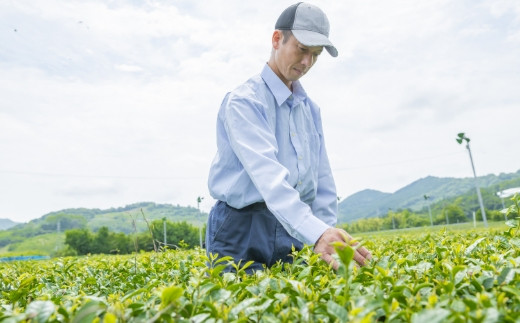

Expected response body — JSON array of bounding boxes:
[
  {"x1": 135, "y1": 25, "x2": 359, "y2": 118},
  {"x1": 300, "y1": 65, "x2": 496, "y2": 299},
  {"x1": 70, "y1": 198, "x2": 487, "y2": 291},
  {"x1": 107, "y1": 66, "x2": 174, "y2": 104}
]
[{"x1": 1, "y1": 224, "x2": 519, "y2": 322}]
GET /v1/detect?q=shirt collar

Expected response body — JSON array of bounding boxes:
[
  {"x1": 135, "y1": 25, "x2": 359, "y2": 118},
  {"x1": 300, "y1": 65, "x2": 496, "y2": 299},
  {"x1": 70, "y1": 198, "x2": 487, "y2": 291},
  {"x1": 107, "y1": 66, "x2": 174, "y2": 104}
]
[{"x1": 261, "y1": 63, "x2": 307, "y2": 107}]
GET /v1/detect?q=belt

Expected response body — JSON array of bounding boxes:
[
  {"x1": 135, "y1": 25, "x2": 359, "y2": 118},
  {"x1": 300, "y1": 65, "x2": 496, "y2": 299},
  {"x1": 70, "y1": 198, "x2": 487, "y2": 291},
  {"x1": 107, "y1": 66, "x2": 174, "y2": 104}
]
[{"x1": 224, "y1": 201, "x2": 267, "y2": 211}]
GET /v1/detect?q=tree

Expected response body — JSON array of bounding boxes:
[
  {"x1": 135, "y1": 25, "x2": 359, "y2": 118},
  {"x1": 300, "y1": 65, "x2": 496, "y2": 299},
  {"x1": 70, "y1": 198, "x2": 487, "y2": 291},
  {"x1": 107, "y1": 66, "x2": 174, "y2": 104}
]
[
  {"x1": 442, "y1": 204, "x2": 466, "y2": 223},
  {"x1": 65, "y1": 228, "x2": 93, "y2": 255},
  {"x1": 150, "y1": 220, "x2": 200, "y2": 249},
  {"x1": 113, "y1": 232, "x2": 133, "y2": 254},
  {"x1": 92, "y1": 226, "x2": 114, "y2": 254},
  {"x1": 484, "y1": 209, "x2": 505, "y2": 222}
]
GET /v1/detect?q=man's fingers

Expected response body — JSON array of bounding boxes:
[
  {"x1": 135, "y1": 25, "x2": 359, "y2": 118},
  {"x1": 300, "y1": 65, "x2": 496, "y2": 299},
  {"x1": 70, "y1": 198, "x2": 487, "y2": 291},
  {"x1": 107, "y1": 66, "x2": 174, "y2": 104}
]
[
  {"x1": 356, "y1": 246, "x2": 372, "y2": 260},
  {"x1": 321, "y1": 252, "x2": 339, "y2": 270},
  {"x1": 324, "y1": 249, "x2": 367, "y2": 269},
  {"x1": 314, "y1": 227, "x2": 372, "y2": 269},
  {"x1": 353, "y1": 250, "x2": 370, "y2": 267}
]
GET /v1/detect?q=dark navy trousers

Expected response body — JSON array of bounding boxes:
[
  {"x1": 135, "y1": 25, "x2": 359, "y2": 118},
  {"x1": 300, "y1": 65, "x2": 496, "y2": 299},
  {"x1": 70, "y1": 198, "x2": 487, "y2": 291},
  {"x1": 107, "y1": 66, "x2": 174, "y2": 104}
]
[{"x1": 205, "y1": 200, "x2": 303, "y2": 272}]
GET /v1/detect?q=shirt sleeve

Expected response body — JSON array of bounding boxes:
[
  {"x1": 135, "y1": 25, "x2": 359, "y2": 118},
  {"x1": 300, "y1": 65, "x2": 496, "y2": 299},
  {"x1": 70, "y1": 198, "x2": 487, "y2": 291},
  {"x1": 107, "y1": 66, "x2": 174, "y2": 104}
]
[
  {"x1": 222, "y1": 94, "x2": 331, "y2": 245},
  {"x1": 309, "y1": 107, "x2": 338, "y2": 228}
]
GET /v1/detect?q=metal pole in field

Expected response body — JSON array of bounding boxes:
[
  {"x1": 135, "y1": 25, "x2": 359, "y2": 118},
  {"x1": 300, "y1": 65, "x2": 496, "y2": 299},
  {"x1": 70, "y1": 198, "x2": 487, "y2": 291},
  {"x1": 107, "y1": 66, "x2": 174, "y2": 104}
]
[
  {"x1": 424, "y1": 195, "x2": 433, "y2": 226},
  {"x1": 197, "y1": 196, "x2": 204, "y2": 248},
  {"x1": 456, "y1": 133, "x2": 488, "y2": 227},
  {"x1": 497, "y1": 191, "x2": 507, "y2": 221},
  {"x1": 472, "y1": 211, "x2": 476, "y2": 228}
]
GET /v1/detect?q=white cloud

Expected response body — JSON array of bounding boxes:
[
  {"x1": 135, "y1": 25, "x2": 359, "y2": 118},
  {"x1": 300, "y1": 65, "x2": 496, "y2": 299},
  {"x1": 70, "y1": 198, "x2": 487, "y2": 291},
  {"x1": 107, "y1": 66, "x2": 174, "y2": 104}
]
[
  {"x1": 115, "y1": 64, "x2": 143, "y2": 72},
  {"x1": 57, "y1": 179, "x2": 119, "y2": 197}
]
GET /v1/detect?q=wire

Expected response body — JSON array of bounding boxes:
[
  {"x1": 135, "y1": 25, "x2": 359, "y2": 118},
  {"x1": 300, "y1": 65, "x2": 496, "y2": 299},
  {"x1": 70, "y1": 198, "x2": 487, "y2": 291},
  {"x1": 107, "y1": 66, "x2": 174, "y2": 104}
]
[
  {"x1": 0, "y1": 169, "x2": 202, "y2": 180},
  {"x1": 0, "y1": 151, "x2": 465, "y2": 178},
  {"x1": 333, "y1": 151, "x2": 464, "y2": 172}
]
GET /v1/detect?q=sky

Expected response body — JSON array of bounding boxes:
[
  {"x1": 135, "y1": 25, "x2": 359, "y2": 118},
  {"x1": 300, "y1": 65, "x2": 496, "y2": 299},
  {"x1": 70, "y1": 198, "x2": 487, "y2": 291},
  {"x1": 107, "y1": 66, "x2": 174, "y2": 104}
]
[{"x1": 1, "y1": 0, "x2": 519, "y2": 223}]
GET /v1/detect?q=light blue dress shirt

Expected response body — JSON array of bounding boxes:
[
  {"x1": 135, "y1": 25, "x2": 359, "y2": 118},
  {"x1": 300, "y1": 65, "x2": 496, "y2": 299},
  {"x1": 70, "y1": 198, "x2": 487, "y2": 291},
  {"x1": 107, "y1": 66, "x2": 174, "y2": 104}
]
[{"x1": 208, "y1": 64, "x2": 337, "y2": 245}]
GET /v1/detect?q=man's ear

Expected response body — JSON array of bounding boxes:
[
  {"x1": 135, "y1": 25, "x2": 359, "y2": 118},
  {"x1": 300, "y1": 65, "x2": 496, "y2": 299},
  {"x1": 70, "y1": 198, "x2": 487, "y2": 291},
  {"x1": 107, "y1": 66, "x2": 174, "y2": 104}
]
[{"x1": 272, "y1": 30, "x2": 282, "y2": 50}]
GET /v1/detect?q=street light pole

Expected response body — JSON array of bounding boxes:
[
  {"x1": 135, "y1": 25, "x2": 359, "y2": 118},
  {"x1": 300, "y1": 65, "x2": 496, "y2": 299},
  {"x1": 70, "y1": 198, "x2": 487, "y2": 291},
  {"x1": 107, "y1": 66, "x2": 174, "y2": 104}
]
[
  {"x1": 456, "y1": 133, "x2": 488, "y2": 227},
  {"x1": 197, "y1": 196, "x2": 204, "y2": 248}
]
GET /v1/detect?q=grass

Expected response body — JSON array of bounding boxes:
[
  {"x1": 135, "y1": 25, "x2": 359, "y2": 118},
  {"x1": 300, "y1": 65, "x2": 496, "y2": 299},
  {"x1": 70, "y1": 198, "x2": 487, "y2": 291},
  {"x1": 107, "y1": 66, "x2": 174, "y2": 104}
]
[
  {"x1": 1, "y1": 232, "x2": 65, "y2": 256},
  {"x1": 355, "y1": 221, "x2": 507, "y2": 238}
]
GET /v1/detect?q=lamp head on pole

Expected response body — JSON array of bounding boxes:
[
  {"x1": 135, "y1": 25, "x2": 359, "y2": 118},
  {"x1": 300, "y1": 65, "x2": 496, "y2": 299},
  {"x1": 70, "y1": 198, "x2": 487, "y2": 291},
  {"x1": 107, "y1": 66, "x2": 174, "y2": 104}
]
[{"x1": 456, "y1": 132, "x2": 470, "y2": 145}]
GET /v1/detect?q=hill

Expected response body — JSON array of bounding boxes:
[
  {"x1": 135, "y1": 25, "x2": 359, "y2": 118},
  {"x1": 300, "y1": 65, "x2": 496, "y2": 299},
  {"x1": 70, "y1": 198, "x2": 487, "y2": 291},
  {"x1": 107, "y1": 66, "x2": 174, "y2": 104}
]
[
  {"x1": 338, "y1": 169, "x2": 520, "y2": 223},
  {"x1": 0, "y1": 202, "x2": 207, "y2": 254},
  {"x1": 35, "y1": 201, "x2": 207, "y2": 233},
  {"x1": 0, "y1": 218, "x2": 19, "y2": 231}
]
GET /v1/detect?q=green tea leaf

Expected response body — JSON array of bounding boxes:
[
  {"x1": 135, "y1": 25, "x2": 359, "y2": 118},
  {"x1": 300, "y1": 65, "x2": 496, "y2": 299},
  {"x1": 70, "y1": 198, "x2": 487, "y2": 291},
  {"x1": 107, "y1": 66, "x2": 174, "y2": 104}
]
[
  {"x1": 411, "y1": 308, "x2": 450, "y2": 323},
  {"x1": 161, "y1": 286, "x2": 183, "y2": 307},
  {"x1": 230, "y1": 298, "x2": 258, "y2": 318},
  {"x1": 72, "y1": 301, "x2": 106, "y2": 323},
  {"x1": 25, "y1": 301, "x2": 55, "y2": 323},
  {"x1": 497, "y1": 267, "x2": 517, "y2": 285},
  {"x1": 464, "y1": 237, "x2": 486, "y2": 256},
  {"x1": 331, "y1": 242, "x2": 355, "y2": 267},
  {"x1": 327, "y1": 300, "x2": 348, "y2": 322},
  {"x1": 502, "y1": 286, "x2": 520, "y2": 301}
]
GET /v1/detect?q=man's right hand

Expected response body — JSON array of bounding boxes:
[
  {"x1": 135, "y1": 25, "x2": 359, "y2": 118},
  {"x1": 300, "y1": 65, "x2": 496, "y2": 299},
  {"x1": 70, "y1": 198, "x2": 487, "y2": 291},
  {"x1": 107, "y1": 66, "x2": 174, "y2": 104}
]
[{"x1": 314, "y1": 227, "x2": 372, "y2": 270}]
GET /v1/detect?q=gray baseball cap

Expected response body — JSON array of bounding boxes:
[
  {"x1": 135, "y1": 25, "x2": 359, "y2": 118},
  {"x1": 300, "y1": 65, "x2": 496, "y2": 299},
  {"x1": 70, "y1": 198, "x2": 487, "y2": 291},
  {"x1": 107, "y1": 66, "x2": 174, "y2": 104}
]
[{"x1": 275, "y1": 2, "x2": 338, "y2": 57}]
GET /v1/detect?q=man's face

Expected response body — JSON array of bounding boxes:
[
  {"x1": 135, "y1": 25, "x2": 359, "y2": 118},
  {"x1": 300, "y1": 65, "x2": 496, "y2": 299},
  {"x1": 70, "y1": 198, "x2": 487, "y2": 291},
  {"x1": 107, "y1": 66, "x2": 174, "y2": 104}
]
[{"x1": 273, "y1": 32, "x2": 323, "y2": 87}]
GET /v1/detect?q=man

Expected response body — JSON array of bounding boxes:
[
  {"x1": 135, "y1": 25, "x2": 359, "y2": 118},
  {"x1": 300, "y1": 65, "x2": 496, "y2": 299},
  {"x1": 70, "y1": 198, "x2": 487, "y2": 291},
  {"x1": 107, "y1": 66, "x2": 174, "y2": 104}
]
[{"x1": 206, "y1": 2, "x2": 371, "y2": 272}]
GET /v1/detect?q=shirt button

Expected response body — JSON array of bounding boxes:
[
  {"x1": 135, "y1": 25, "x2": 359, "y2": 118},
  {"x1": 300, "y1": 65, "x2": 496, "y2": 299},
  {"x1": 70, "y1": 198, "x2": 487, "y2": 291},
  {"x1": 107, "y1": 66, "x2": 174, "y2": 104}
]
[
  {"x1": 298, "y1": 181, "x2": 302, "y2": 185},
  {"x1": 291, "y1": 132, "x2": 296, "y2": 137},
  {"x1": 298, "y1": 156, "x2": 303, "y2": 160}
]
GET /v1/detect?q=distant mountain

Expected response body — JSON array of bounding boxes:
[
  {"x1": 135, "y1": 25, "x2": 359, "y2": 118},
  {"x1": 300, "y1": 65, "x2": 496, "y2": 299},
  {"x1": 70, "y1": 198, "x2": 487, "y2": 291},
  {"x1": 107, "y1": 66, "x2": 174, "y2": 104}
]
[
  {"x1": 338, "y1": 169, "x2": 520, "y2": 223},
  {"x1": 0, "y1": 218, "x2": 19, "y2": 231}
]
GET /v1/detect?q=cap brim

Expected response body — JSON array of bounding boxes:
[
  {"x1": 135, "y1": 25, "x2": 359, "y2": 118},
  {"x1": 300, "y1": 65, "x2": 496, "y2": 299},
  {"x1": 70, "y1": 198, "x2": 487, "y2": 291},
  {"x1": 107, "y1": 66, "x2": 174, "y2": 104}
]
[{"x1": 292, "y1": 29, "x2": 338, "y2": 57}]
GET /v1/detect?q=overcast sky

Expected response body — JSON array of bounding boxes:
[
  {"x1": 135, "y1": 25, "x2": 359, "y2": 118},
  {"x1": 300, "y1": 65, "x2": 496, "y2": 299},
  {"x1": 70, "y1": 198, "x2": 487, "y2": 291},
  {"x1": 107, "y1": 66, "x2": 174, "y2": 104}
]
[{"x1": 1, "y1": 0, "x2": 519, "y2": 223}]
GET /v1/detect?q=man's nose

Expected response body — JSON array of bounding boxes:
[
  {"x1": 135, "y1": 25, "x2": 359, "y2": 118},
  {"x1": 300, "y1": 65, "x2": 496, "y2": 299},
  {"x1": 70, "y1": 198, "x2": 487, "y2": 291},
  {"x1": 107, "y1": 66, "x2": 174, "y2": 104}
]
[{"x1": 301, "y1": 53, "x2": 314, "y2": 67}]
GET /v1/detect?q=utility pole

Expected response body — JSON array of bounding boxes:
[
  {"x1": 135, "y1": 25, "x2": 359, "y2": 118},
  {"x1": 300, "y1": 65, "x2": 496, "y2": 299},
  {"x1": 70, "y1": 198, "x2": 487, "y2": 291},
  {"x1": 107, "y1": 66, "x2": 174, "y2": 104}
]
[
  {"x1": 162, "y1": 217, "x2": 167, "y2": 247},
  {"x1": 424, "y1": 195, "x2": 433, "y2": 226},
  {"x1": 389, "y1": 209, "x2": 396, "y2": 230},
  {"x1": 456, "y1": 133, "x2": 488, "y2": 227},
  {"x1": 197, "y1": 196, "x2": 204, "y2": 248},
  {"x1": 56, "y1": 220, "x2": 61, "y2": 251}
]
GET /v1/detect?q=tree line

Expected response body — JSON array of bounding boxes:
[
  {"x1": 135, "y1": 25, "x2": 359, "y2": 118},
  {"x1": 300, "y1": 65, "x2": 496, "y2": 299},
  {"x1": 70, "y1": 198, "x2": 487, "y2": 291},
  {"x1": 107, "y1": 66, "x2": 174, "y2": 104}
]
[
  {"x1": 62, "y1": 220, "x2": 203, "y2": 256},
  {"x1": 341, "y1": 201, "x2": 511, "y2": 234}
]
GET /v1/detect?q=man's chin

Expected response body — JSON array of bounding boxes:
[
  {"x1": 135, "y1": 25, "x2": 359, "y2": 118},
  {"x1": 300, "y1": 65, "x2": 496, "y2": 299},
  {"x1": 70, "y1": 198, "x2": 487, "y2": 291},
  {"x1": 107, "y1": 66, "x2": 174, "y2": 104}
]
[{"x1": 289, "y1": 74, "x2": 304, "y2": 82}]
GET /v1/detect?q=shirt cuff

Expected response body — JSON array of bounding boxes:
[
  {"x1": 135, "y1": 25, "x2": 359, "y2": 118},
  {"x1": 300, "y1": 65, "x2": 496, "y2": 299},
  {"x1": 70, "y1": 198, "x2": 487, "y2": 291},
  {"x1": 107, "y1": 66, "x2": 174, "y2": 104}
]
[{"x1": 294, "y1": 213, "x2": 331, "y2": 245}]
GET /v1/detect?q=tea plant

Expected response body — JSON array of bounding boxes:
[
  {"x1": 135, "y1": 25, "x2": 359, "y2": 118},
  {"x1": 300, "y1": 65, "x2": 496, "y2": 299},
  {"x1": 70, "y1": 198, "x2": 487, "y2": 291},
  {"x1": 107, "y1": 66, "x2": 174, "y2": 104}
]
[
  {"x1": 0, "y1": 225, "x2": 519, "y2": 322},
  {"x1": 504, "y1": 194, "x2": 520, "y2": 237}
]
